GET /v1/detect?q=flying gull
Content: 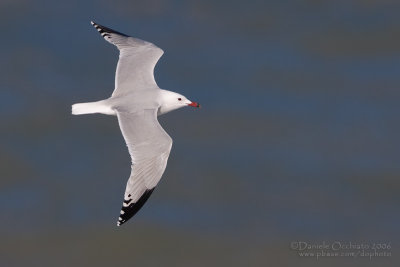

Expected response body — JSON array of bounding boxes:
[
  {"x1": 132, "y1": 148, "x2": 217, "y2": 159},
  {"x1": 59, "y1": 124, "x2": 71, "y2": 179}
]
[{"x1": 72, "y1": 21, "x2": 200, "y2": 226}]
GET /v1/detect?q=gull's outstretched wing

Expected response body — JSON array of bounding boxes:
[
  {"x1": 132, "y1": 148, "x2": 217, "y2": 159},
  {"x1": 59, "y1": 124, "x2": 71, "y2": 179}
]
[
  {"x1": 116, "y1": 109, "x2": 172, "y2": 226},
  {"x1": 91, "y1": 21, "x2": 164, "y2": 97}
]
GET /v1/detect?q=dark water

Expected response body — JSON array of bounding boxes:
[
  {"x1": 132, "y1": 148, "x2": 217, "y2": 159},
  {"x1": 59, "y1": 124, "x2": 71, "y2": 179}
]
[{"x1": 1, "y1": 0, "x2": 399, "y2": 266}]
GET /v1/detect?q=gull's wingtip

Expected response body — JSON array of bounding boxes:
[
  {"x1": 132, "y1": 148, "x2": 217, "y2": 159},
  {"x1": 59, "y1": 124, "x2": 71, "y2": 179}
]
[
  {"x1": 90, "y1": 21, "x2": 98, "y2": 28},
  {"x1": 89, "y1": 21, "x2": 129, "y2": 37},
  {"x1": 116, "y1": 188, "x2": 155, "y2": 226}
]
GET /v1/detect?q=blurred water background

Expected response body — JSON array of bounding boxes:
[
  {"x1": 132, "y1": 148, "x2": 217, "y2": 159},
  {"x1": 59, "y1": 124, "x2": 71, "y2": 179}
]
[{"x1": 1, "y1": 0, "x2": 399, "y2": 266}]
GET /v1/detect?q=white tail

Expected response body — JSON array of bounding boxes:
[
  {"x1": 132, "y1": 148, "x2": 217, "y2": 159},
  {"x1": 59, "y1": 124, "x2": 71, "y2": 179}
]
[{"x1": 72, "y1": 101, "x2": 115, "y2": 115}]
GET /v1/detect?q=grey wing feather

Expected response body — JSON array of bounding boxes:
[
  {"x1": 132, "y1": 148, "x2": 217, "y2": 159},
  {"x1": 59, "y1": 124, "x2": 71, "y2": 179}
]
[
  {"x1": 91, "y1": 21, "x2": 164, "y2": 96},
  {"x1": 116, "y1": 109, "x2": 172, "y2": 226}
]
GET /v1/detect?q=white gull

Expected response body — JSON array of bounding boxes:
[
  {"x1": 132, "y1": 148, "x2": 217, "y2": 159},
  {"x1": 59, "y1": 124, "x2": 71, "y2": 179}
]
[{"x1": 72, "y1": 21, "x2": 200, "y2": 226}]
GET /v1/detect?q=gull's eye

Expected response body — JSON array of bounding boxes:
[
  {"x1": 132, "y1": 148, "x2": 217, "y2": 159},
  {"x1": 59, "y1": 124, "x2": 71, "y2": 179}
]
[{"x1": 178, "y1": 98, "x2": 182, "y2": 101}]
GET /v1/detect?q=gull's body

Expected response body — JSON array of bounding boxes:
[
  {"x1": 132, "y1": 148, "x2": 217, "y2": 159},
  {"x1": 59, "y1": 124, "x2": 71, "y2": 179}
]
[{"x1": 72, "y1": 22, "x2": 199, "y2": 226}]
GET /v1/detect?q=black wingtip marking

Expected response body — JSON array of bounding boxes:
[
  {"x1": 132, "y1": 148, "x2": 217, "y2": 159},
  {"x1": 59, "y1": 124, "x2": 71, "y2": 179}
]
[
  {"x1": 90, "y1": 21, "x2": 129, "y2": 37},
  {"x1": 123, "y1": 198, "x2": 132, "y2": 205},
  {"x1": 117, "y1": 188, "x2": 155, "y2": 226}
]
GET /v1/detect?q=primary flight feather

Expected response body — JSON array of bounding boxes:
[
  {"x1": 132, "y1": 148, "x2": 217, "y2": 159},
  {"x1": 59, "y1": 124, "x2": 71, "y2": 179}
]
[{"x1": 72, "y1": 21, "x2": 200, "y2": 226}]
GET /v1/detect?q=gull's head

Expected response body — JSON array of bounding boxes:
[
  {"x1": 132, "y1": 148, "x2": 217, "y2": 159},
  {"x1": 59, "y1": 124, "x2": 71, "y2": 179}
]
[{"x1": 158, "y1": 91, "x2": 200, "y2": 115}]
